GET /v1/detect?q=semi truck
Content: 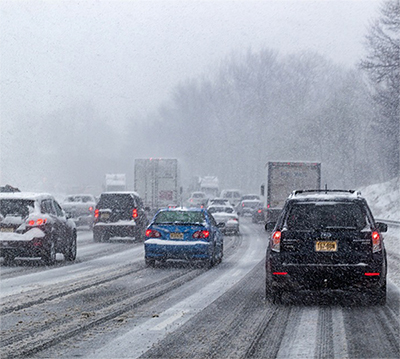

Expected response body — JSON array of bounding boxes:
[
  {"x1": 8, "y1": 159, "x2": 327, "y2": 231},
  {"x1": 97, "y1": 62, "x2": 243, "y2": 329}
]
[
  {"x1": 199, "y1": 176, "x2": 219, "y2": 199},
  {"x1": 105, "y1": 174, "x2": 126, "y2": 192},
  {"x1": 134, "y1": 158, "x2": 179, "y2": 212},
  {"x1": 261, "y1": 161, "x2": 321, "y2": 229}
]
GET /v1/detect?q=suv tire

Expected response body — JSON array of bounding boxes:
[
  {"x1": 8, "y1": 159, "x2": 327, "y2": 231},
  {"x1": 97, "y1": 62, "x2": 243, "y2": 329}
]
[
  {"x1": 64, "y1": 233, "x2": 77, "y2": 261},
  {"x1": 42, "y1": 239, "x2": 56, "y2": 265},
  {"x1": 145, "y1": 258, "x2": 156, "y2": 267}
]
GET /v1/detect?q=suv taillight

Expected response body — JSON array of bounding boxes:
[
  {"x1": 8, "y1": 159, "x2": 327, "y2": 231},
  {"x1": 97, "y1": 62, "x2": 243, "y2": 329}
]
[
  {"x1": 132, "y1": 208, "x2": 138, "y2": 218},
  {"x1": 94, "y1": 209, "x2": 99, "y2": 218},
  {"x1": 27, "y1": 218, "x2": 47, "y2": 226},
  {"x1": 271, "y1": 230, "x2": 281, "y2": 252},
  {"x1": 372, "y1": 231, "x2": 381, "y2": 253}
]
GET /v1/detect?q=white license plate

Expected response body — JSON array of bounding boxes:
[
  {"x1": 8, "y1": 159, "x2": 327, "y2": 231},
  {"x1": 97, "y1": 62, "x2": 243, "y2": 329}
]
[
  {"x1": 170, "y1": 232, "x2": 183, "y2": 239},
  {"x1": 101, "y1": 212, "x2": 110, "y2": 219},
  {"x1": 0, "y1": 228, "x2": 14, "y2": 232},
  {"x1": 315, "y1": 241, "x2": 337, "y2": 252}
]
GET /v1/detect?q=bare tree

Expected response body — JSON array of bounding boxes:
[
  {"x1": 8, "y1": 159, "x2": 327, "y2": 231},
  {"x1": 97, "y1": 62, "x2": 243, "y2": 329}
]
[{"x1": 360, "y1": 0, "x2": 400, "y2": 178}]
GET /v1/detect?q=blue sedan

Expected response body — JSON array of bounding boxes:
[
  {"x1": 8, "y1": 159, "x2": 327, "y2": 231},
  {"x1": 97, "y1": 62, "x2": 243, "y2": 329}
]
[{"x1": 144, "y1": 208, "x2": 224, "y2": 267}]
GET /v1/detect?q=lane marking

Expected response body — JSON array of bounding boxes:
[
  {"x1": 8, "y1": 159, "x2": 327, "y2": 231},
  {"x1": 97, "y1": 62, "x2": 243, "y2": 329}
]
[
  {"x1": 332, "y1": 308, "x2": 349, "y2": 359},
  {"x1": 151, "y1": 311, "x2": 185, "y2": 331}
]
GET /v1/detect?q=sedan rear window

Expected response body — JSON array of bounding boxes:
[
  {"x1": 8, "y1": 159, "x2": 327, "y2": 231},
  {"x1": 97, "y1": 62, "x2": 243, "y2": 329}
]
[{"x1": 154, "y1": 211, "x2": 205, "y2": 225}]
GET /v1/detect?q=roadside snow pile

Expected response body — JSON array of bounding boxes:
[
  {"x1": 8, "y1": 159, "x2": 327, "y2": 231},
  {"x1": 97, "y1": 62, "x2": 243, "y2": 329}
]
[{"x1": 358, "y1": 176, "x2": 400, "y2": 221}]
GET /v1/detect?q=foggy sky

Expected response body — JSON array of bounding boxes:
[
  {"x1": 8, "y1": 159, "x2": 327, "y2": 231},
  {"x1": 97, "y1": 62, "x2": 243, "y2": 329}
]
[{"x1": 0, "y1": 0, "x2": 382, "y2": 189}]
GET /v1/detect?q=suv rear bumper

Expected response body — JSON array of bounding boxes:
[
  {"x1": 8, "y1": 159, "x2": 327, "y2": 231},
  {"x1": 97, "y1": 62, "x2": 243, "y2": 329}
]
[{"x1": 267, "y1": 263, "x2": 386, "y2": 291}]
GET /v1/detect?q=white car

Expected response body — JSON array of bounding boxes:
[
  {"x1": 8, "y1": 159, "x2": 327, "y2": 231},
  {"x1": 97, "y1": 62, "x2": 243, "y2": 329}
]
[
  {"x1": 187, "y1": 191, "x2": 207, "y2": 208},
  {"x1": 207, "y1": 205, "x2": 239, "y2": 235},
  {"x1": 61, "y1": 194, "x2": 97, "y2": 229},
  {"x1": 206, "y1": 197, "x2": 232, "y2": 207}
]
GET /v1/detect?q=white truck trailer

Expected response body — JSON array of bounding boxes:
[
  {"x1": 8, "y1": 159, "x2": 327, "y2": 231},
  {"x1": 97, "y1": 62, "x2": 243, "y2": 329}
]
[
  {"x1": 134, "y1": 158, "x2": 179, "y2": 212},
  {"x1": 200, "y1": 176, "x2": 219, "y2": 199},
  {"x1": 105, "y1": 174, "x2": 126, "y2": 192},
  {"x1": 261, "y1": 161, "x2": 321, "y2": 229}
]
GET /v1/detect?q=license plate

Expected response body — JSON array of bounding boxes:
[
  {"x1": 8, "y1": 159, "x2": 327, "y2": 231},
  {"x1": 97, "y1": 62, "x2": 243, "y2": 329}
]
[
  {"x1": 0, "y1": 227, "x2": 14, "y2": 232},
  {"x1": 101, "y1": 212, "x2": 110, "y2": 219},
  {"x1": 315, "y1": 241, "x2": 337, "y2": 252},
  {"x1": 170, "y1": 232, "x2": 183, "y2": 239}
]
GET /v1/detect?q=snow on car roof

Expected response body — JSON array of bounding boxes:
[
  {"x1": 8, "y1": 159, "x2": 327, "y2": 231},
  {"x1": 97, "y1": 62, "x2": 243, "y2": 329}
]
[
  {"x1": 0, "y1": 192, "x2": 54, "y2": 201},
  {"x1": 289, "y1": 190, "x2": 362, "y2": 201}
]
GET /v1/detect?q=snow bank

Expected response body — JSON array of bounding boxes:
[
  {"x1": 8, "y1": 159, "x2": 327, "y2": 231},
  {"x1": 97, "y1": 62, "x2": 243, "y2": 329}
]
[{"x1": 358, "y1": 177, "x2": 400, "y2": 221}]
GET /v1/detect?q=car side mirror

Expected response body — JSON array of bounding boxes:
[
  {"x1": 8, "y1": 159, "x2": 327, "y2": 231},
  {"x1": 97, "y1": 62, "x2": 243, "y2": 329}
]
[
  {"x1": 376, "y1": 222, "x2": 388, "y2": 233},
  {"x1": 265, "y1": 222, "x2": 275, "y2": 231}
]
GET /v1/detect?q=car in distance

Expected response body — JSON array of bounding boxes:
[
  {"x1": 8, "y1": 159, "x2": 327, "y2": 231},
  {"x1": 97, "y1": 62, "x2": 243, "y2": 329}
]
[
  {"x1": 61, "y1": 194, "x2": 96, "y2": 229},
  {"x1": 207, "y1": 204, "x2": 239, "y2": 235},
  {"x1": 206, "y1": 197, "x2": 232, "y2": 207},
  {"x1": 220, "y1": 189, "x2": 242, "y2": 207},
  {"x1": 93, "y1": 192, "x2": 147, "y2": 242},
  {"x1": 265, "y1": 189, "x2": 388, "y2": 305},
  {"x1": 187, "y1": 191, "x2": 207, "y2": 208},
  {"x1": 240, "y1": 194, "x2": 260, "y2": 201},
  {"x1": 252, "y1": 203, "x2": 266, "y2": 223},
  {"x1": 144, "y1": 208, "x2": 223, "y2": 267},
  {"x1": 0, "y1": 192, "x2": 77, "y2": 265},
  {"x1": 237, "y1": 199, "x2": 261, "y2": 216}
]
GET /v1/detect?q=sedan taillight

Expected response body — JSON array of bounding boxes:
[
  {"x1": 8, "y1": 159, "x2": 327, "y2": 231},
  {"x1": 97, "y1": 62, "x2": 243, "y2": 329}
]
[
  {"x1": 132, "y1": 208, "x2": 138, "y2": 218},
  {"x1": 193, "y1": 230, "x2": 210, "y2": 239},
  {"x1": 94, "y1": 209, "x2": 99, "y2": 218},
  {"x1": 146, "y1": 229, "x2": 161, "y2": 238}
]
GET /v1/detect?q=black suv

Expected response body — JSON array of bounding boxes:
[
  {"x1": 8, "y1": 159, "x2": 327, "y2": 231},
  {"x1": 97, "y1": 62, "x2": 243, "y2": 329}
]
[
  {"x1": 93, "y1": 192, "x2": 147, "y2": 242},
  {"x1": 0, "y1": 192, "x2": 77, "y2": 265},
  {"x1": 265, "y1": 190, "x2": 388, "y2": 304}
]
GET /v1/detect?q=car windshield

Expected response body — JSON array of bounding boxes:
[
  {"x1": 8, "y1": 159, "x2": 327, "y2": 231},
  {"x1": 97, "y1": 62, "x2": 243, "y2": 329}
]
[
  {"x1": 285, "y1": 202, "x2": 369, "y2": 230},
  {"x1": 154, "y1": 210, "x2": 205, "y2": 225},
  {"x1": 0, "y1": 199, "x2": 35, "y2": 218}
]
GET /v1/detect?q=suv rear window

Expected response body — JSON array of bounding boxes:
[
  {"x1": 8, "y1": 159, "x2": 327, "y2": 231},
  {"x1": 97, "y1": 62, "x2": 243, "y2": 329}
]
[
  {"x1": 97, "y1": 194, "x2": 136, "y2": 209},
  {"x1": 0, "y1": 199, "x2": 35, "y2": 218},
  {"x1": 284, "y1": 202, "x2": 369, "y2": 230}
]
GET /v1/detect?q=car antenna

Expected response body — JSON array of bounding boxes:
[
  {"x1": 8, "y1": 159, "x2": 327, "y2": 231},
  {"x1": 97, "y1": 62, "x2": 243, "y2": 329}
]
[{"x1": 324, "y1": 184, "x2": 328, "y2": 194}]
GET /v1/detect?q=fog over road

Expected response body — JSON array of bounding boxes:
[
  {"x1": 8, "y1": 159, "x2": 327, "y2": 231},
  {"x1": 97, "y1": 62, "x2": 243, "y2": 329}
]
[{"x1": 0, "y1": 219, "x2": 399, "y2": 359}]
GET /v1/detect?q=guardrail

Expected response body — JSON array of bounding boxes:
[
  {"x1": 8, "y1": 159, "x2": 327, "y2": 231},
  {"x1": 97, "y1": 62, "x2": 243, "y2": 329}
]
[{"x1": 377, "y1": 219, "x2": 400, "y2": 226}]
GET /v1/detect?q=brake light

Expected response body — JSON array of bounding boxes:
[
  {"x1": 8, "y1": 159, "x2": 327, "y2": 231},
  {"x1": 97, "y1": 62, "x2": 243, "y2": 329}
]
[
  {"x1": 89, "y1": 206, "x2": 93, "y2": 212},
  {"x1": 364, "y1": 272, "x2": 380, "y2": 276},
  {"x1": 145, "y1": 229, "x2": 161, "y2": 238},
  {"x1": 193, "y1": 230, "x2": 210, "y2": 239},
  {"x1": 372, "y1": 231, "x2": 381, "y2": 252},
  {"x1": 27, "y1": 218, "x2": 47, "y2": 226},
  {"x1": 258, "y1": 209, "x2": 262, "y2": 213},
  {"x1": 271, "y1": 230, "x2": 281, "y2": 252},
  {"x1": 267, "y1": 204, "x2": 270, "y2": 208},
  {"x1": 94, "y1": 209, "x2": 99, "y2": 218},
  {"x1": 132, "y1": 208, "x2": 138, "y2": 218},
  {"x1": 273, "y1": 272, "x2": 287, "y2": 275}
]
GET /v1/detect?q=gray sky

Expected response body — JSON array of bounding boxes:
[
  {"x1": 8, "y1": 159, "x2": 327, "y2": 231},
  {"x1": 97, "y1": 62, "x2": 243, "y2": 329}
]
[{"x1": 1, "y1": 0, "x2": 381, "y2": 128}]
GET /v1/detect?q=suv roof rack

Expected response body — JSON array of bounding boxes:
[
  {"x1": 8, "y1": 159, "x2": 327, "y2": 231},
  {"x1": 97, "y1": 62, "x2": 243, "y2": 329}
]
[{"x1": 291, "y1": 189, "x2": 361, "y2": 196}]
